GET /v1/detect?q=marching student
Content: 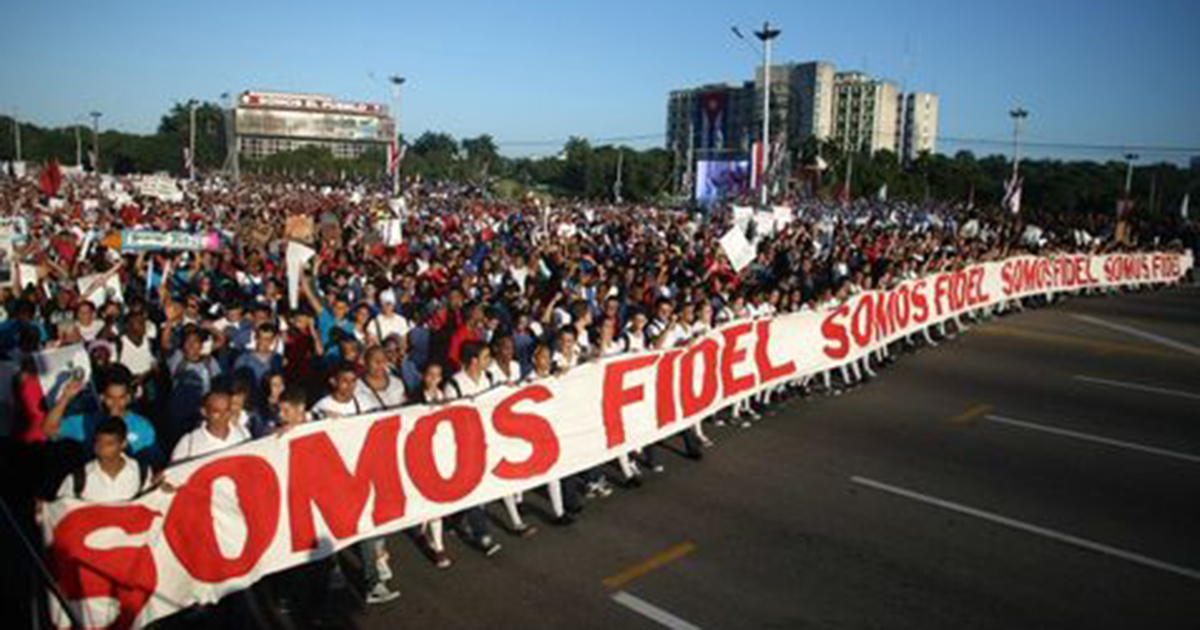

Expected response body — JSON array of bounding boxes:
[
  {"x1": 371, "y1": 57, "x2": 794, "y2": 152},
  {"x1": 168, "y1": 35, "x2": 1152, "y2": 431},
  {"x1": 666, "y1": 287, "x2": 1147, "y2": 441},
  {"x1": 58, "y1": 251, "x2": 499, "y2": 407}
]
[
  {"x1": 444, "y1": 341, "x2": 507, "y2": 552},
  {"x1": 57, "y1": 417, "x2": 152, "y2": 502},
  {"x1": 170, "y1": 383, "x2": 250, "y2": 464}
]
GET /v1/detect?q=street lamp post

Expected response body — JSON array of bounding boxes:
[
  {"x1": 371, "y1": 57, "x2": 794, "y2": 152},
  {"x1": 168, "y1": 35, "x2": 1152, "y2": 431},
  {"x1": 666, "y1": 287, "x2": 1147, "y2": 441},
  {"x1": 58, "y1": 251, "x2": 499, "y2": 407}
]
[
  {"x1": 1123, "y1": 152, "x2": 1138, "y2": 197},
  {"x1": 189, "y1": 100, "x2": 198, "y2": 181},
  {"x1": 11, "y1": 108, "x2": 21, "y2": 163},
  {"x1": 389, "y1": 75, "x2": 405, "y2": 197},
  {"x1": 755, "y1": 21, "x2": 781, "y2": 207},
  {"x1": 89, "y1": 111, "x2": 102, "y2": 173},
  {"x1": 1009, "y1": 107, "x2": 1028, "y2": 180},
  {"x1": 74, "y1": 124, "x2": 82, "y2": 167}
]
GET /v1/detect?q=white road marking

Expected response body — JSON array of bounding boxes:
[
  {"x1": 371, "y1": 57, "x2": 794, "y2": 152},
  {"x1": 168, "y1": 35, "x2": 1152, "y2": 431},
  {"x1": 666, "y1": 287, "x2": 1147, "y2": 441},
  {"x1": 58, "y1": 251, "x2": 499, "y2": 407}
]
[
  {"x1": 1070, "y1": 314, "x2": 1200, "y2": 357},
  {"x1": 611, "y1": 591, "x2": 703, "y2": 630},
  {"x1": 983, "y1": 414, "x2": 1200, "y2": 465},
  {"x1": 850, "y1": 476, "x2": 1200, "y2": 582},
  {"x1": 1074, "y1": 374, "x2": 1200, "y2": 401}
]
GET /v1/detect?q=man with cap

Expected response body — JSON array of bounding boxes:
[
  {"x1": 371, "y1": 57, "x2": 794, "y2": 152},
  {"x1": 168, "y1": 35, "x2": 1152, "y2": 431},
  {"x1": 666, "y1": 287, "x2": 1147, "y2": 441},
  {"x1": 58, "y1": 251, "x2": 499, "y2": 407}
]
[{"x1": 370, "y1": 289, "x2": 410, "y2": 344}]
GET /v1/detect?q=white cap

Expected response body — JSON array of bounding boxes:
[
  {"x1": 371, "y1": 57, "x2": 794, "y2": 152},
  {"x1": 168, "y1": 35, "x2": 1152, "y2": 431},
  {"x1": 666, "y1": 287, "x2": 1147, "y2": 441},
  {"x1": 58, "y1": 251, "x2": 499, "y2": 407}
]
[{"x1": 380, "y1": 289, "x2": 397, "y2": 304}]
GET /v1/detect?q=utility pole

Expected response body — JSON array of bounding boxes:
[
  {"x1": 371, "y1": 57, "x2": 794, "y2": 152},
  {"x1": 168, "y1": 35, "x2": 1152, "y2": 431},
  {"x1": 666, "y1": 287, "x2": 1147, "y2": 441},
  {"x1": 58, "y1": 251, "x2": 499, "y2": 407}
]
[
  {"x1": 389, "y1": 75, "x2": 405, "y2": 197},
  {"x1": 755, "y1": 21, "x2": 781, "y2": 208},
  {"x1": 189, "y1": 100, "x2": 198, "y2": 181},
  {"x1": 74, "y1": 122, "x2": 83, "y2": 168},
  {"x1": 1009, "y1": 107, "x2": 1028, "y2": 180},
  {"x1": 1123, "y1": 152, "x2": 1138, "y2": 197},
  {"x1": 613, "y1": 147, "x2": 624, "y2": 203},
  {"x1": 89, "y1": 111, "x2": 102, "y2": 173},
  {"x1": 12, "y1": 108, "x2": 21, "y2": 163}
]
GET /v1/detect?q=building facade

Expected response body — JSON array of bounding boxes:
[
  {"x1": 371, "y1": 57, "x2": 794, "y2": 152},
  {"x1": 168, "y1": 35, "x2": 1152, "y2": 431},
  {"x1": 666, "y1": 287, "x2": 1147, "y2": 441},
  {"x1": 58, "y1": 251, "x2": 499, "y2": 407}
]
[
  {"x1": 234, "y1": 91, "x2": 395, "y2": 160},
  {"x1": 831, "y1": 72, "x2": 900, "y2": 154},
  {"x1": 897, "y1": 92, "x2": 939, "y2": 162}
]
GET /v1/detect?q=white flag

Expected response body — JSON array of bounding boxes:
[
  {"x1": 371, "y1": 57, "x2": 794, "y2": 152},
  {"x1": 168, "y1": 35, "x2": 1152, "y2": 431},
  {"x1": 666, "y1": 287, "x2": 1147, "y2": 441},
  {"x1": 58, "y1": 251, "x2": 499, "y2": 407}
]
[
  {"x1": 719, "y1": 226, "x2": 756, "y2": 272},
  {"x1": 1003, "y1": 176, "x2": 1022, "y2": 215},
  {"x1": 877, "y1": 183, "x2": 888, "y2": 202},
  {"x1": 285, "y1": 241, "x2": 316, "y2": 310},
  {"x1": 1182, "y1": 193, "x2": 1190, "y2": 220}
]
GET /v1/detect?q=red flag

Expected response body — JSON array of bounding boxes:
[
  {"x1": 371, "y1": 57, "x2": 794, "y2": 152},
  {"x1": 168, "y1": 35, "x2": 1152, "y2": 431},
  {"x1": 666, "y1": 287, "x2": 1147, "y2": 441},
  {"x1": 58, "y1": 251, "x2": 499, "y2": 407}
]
[{"x1": 39, "y1": 159, "x2": 63, "y2": 198}]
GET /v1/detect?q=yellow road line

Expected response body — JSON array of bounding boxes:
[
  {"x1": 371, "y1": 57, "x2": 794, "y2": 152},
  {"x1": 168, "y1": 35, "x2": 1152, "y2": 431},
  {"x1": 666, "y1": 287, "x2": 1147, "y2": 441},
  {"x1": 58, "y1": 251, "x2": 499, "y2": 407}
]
[
  {"x1": 974, "y1": 325, "x2": 1189, "y2": 360},
  {"x1": 950, "y1": 404, "x2": 992, "y2": 424},
  {"x1": 603, "y1": 541, "x2": 697, "y2": 589}
]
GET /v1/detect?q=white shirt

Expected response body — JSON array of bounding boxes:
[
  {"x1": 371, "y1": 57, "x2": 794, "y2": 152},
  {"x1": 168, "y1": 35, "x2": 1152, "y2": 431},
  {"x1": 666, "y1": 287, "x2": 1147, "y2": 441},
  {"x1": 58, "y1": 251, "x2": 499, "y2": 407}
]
[
  {"x1": 372, "y1": 312, "x2": 410, "y2": 343},
  {"x1": 487, "y1": 359, "x2": 522, "y2": 385},
  {"x1": 171, "y1": 423, "x2": 251, "y2": 463},
  {"x1": 79, "y1": 319, "x2": 104, "y2": 342},
  {"x1": 57, "y1": 455, "x2": 147, "y2": 502},
  {"x1": 449, "y1": 371, "x2": 491, "y2": 399},
  {"x1": 355, "y1": 375, "x2": 407, "y2": 412},
  {"x1": 312, "y1": 394, "x2": 365, "y2": 419},
  {"x1": 118, "y1": 334, "x2": 156, "y2": 377}
]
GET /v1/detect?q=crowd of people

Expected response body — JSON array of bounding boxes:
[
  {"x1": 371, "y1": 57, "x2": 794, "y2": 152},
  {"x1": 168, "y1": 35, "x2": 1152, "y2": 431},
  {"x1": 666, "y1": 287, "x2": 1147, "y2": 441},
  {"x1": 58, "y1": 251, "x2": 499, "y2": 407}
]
[{"x1": 0, "y1": 168, "x2": 1192, "y2": 623}]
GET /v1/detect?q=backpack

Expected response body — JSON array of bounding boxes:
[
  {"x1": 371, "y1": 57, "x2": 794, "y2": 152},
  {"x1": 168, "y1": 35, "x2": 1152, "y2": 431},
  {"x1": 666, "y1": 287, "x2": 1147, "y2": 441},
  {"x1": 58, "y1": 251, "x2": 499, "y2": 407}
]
[{"x1": 72, "y1": 459, "x2": 151, "y2": 499}]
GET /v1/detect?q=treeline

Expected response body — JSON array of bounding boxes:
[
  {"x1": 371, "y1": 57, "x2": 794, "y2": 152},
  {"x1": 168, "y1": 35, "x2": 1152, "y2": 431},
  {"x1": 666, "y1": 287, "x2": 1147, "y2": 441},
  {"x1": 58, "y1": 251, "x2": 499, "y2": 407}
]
[{"x1": 2, "y1": 104, "x2": 1197, "y2": 213}]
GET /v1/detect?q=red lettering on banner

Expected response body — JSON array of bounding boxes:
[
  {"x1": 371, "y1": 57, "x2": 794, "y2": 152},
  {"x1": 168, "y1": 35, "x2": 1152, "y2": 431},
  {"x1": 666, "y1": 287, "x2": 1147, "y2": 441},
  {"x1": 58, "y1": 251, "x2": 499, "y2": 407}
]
[
  {"x1": 1083, "y1": 256, "x2": 1098, "y2": 284},
  {"x1": 680, "y1": 339, "x2": 719, "y2": 417},
  {"x1": 287, "y1": 416, "x2": 406, "y2": 552},
  {"x1": 851, "y1": 295, "x2": 874, "y2": 347},
  {"x1": 754, "y1": 319, "x2": 795, "y2": 384},
  {"x1": 655, "y1": 350, "x2": 682, "y2": 428},
  {"x1": 720, "y1": 323, "x2": 757, "y2": 397},
  {"x1": 1000, "y1": 261, "x2": 1015, "y2": 296},
  {"x1": 404, "y1": 406, "x2": 487, "y2": 503},
  {"x1": 873, "y1": 292, "x2": 893, "y2": 339},
  {"x1": 967, "y1": 267, "x2": 990, "y2": 305},
  {"x1": 601, "y1": 354, "x2": 658, "y2": 448},
  {"x1": 49, "y1": 505, "x2": 159, "y2": 630},
  {"x1": 912, "y1": 281, "x2": 929, "y2": 323},
  {"x1": 934, "y1": 274, "x2": 950, "y2": 316},
  {"x1": 492, "y1": 385, "x2": 560, "y2": 479},
  {"x1": 821, "y1": 305, "x2": 850, "y2": 359},
  {"x1": 891, "y1": 286, "x2": 911, "y2": 330},
  {"x1": 165, "y1": 456, "x2": 280, "y2": 582}
]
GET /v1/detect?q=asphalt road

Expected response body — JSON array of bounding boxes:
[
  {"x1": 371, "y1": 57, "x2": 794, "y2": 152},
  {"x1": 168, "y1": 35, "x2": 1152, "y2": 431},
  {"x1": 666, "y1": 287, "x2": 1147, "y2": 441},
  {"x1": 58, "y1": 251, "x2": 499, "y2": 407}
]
[{"x1": 180, "y1": 285, "x2": 1200, "y2": 630}]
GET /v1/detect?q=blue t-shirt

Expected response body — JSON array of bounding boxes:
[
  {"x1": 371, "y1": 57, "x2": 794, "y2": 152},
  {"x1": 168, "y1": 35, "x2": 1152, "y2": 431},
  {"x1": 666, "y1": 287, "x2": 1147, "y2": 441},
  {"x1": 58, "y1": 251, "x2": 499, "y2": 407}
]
[
  {"x1": 58, "y1": 412, "x2": 159, "y2": 460},
  {"x1": 317, "y1": 308, "x2": 355, "y2": 347}
]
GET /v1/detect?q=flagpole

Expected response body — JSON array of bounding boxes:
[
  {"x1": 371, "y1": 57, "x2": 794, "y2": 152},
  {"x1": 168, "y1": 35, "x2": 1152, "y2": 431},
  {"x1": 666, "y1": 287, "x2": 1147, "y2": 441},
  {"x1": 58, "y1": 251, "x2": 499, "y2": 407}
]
[{"x1": 390, "y1": 75, "x2": 405, "y2": 197}]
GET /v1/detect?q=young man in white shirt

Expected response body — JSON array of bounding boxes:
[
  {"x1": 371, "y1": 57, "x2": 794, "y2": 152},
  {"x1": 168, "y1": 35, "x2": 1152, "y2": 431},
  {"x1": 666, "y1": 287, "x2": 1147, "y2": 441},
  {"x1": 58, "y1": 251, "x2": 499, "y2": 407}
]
[
  {"x1": 170, "y1": 385, "x2": 251, "y2": 463},
  {"x1": 369, "y1": 290, "x2": 410, "y2": 346},
  {"x1": 313, "y1": 360, "x2": 401, "y2": 605},
  {"x1": 312, "y1": 361, "x2": 365, "y2": 419},
  {"x1": 444, "y1": 341, "x2": 506, "y2": 554},
  {"x1": 58, "y1": 417, "x2": 151, "y2": 502}
]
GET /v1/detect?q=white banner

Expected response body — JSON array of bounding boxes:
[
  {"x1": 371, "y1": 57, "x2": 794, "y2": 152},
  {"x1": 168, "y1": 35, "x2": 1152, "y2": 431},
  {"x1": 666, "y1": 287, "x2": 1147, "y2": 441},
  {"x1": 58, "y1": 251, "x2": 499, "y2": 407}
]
[{"x1": 41, "y1": 250, "x2": 1193, "y2": 630}]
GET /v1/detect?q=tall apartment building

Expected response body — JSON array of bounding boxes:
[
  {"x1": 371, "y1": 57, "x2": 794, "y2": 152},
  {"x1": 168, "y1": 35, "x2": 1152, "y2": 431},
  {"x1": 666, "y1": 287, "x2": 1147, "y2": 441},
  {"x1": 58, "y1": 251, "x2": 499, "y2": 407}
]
[
  {"x1": 831, "y1": 72, "x2": 900, "y2": 154},
  {"x1": 897, "y1": 92, "x2": 939, "y2": 162}
]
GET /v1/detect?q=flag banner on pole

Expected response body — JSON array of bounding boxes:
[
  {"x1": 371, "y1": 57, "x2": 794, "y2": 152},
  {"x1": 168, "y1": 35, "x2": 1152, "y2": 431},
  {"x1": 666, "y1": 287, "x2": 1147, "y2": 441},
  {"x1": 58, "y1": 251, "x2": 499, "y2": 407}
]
[
  {"x1": 1003, "y1": 175, "x2": 1022, "y2": 215},
  {"x1": 182, "y1": 147, "x2": 193, "y2": 175},
  {"x1": 1181, "y1": 193, "x2": 1189, "y2": 220},
  {"x1": 40, "y1": 250, "x2": 1194, "y2": 630},
  {"x1": 387, "y1": 139, "x2": 401, "y2": 176}
]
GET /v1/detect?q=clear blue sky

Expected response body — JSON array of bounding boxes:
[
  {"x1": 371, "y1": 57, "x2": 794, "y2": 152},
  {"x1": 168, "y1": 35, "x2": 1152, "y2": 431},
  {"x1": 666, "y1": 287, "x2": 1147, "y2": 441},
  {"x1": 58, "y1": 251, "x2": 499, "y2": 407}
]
[{"x1": 2, "y1": 0, "x2": 1197, "y2": 161}]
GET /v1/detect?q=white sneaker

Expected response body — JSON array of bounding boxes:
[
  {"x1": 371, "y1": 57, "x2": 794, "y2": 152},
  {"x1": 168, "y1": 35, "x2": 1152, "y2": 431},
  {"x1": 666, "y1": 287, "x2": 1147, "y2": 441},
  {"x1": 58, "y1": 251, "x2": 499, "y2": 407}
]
[
  {"x1": 365, "y1": 582, "x2": 400, "y2": 605},
  {"x1": 377, "y1": 555, "x2": 393, "y2": 583}
]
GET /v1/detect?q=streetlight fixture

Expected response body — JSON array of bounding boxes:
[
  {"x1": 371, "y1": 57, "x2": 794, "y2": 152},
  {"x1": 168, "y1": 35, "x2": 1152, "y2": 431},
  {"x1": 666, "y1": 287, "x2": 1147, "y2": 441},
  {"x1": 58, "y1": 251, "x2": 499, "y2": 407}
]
[
  {"x1": 389, "y1": 75, "x2": 405, "y2": 196},
  {"x1": 1009, "y1": 106, "x2": 1028, "y2": 180},
  {"x1": 89, "y1": 111, "x2": 102, "y2": 173}
]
